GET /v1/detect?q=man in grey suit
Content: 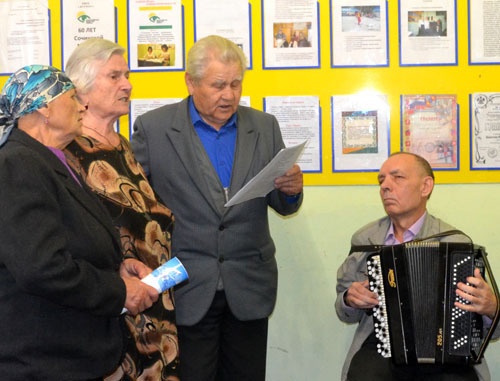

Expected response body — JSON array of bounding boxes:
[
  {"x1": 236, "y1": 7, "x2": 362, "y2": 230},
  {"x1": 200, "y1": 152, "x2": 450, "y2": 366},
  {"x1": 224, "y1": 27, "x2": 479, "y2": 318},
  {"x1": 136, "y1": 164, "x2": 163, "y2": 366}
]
[
  {"x1": 336, "y1": 152, "x2": 498, "y2": 381},
  {"x1": 132, "y1": 35, "x2": 303, "y2": 381}
]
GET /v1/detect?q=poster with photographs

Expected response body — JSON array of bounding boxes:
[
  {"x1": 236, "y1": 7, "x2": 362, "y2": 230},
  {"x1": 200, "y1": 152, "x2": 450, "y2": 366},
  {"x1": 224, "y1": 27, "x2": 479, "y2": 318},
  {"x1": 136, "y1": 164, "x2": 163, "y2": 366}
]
[
  {"x1": 399, "y1": 0, "x2": 457, "y2": 66},
  {"x1": 401, "y1": 94, "x2": 458, "y2": 169},
  {"x1": 262, "y1": 0, "x2": 320, "y2": 69},
  {"x1": 331, "y1": 0, "x2": 388, "y2": 67},
  {"x1": 332, "y1": 94, "x2": 390, "y2": 172},
  {"x1": 471, "y1": 93, "x2": 500, "y2": 169},
  {"x1": 128, "y1": 0, "x2": 184, "y2": 71}
]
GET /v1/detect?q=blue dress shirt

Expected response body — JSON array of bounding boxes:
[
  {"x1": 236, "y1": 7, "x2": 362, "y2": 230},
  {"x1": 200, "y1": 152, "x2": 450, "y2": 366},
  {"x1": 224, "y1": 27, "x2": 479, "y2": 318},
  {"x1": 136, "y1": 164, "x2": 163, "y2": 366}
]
[
  {"x1": 189, "y1": 96, "x2": 300, "y2": 203},
  {"x1": 189, "y1": 97, "x2": 237, "y2": 189}
]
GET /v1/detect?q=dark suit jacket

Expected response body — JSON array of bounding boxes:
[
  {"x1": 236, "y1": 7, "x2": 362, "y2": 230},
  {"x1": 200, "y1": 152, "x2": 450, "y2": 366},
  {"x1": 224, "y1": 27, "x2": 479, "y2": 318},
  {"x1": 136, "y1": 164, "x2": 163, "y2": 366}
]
[
  {"x1": 132, "y1": 98, "x2": 303, "y2": 325},
  {"x1": 0, "y1": 129, "x2": 127, "y2": 380}
]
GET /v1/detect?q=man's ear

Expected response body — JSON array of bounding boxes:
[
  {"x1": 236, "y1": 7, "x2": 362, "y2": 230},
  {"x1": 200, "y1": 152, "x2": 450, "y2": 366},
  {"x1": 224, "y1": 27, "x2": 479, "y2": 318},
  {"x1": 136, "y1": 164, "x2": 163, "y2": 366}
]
[
  {"x1": 185, "y1": 73, "x2": 195, "y2": 95},
  {"x1": 421, "y1": 176, "x2": 434, "y2": 198}
]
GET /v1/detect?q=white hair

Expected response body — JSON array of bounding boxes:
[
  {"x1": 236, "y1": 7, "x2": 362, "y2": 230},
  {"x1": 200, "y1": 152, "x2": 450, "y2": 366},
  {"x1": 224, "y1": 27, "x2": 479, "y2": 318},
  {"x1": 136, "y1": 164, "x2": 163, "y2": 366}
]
[
  {"x1": 65, "y1": 38, "x2": 125, "y2": 93},
  {"x1": 186, "y1": 35, "x2": 247, "y2": 84}
]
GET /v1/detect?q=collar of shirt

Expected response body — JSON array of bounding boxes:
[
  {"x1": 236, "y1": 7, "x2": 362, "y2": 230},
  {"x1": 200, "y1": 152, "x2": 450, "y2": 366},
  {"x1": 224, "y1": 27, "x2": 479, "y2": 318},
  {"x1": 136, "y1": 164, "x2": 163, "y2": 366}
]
[
  {"x1": 384, "y1": 211, "x2": 427, "y2": 245},
  {"x1": 48, "y1": 146, "x2": 82, "y2": 187},
  {"x1": 189, "y1": 96, "x2": 237, "y2": 131},
  {"x1": 188, "y1": 96, "x2": 237, "y2": 189}
]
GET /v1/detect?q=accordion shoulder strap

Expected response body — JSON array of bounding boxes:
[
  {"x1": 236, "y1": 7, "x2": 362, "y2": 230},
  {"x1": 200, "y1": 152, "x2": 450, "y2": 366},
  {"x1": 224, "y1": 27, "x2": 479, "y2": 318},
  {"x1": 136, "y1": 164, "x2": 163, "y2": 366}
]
[
  {"x1": 349, "y1": 230, "x2": 471, "y2": 255},
  {"x1": 411, "y1": 229, "x2": 472, "y2": 243}
]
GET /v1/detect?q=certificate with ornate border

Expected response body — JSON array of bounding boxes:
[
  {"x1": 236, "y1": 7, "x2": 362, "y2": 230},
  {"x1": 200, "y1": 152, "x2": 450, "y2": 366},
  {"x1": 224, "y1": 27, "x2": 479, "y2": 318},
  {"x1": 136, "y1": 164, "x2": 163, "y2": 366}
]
[
  {"x1": 470, "y1": 93, "x2": 500, "y2": 169},
  {"x1": 332, "y1": 94, "x2": 390, "y2": 172},
  {"x1": 401, "y1": 94, "x2": 458, "y2": 169}
]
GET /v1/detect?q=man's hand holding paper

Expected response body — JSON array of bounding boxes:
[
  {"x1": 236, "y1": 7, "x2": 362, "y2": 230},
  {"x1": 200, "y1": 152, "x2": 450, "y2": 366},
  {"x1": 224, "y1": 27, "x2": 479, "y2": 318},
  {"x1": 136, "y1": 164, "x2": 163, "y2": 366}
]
[
  {"x1": 274, "y1": 164, "x2": 303, "y2": 196},
  {"x1": 224, "y1": 140, "x2": 306, "y2": 207}
]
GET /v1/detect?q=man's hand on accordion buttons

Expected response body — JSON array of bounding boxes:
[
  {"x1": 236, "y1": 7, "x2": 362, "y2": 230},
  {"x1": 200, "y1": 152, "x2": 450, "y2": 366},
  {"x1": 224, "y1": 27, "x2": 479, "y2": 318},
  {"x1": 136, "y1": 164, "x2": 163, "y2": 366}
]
[
  {"x1": 455, "y1": 268, "x2": 498, "y2": 320},
  {"x1": 345, "y1": 280, "x2": 380, "y2": 310}
]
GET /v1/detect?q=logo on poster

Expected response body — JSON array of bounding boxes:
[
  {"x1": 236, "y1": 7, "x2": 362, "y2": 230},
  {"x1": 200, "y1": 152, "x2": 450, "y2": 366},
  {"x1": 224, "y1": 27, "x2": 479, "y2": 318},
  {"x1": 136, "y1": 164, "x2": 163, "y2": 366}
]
[
  {"x1": 149, "y1": 13, "x2": 167, "y2": 24},
  {"x1": 77, "y1": 11, "x2": 98, "y2": 24}
]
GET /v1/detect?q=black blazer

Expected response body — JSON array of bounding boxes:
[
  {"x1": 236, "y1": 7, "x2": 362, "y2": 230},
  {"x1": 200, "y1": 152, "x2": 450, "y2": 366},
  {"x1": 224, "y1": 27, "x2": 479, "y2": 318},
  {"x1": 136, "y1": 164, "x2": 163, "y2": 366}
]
[{"x1": 0, "y1": 129, "x2": 127, "y2": 380}]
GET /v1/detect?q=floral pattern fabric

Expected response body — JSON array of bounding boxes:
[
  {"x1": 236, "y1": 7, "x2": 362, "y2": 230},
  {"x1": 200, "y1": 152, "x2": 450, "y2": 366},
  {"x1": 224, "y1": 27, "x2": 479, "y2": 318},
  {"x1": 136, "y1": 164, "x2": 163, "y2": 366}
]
[{"x1": 65, "y1": 134, "x2": 179, "y2": 381}]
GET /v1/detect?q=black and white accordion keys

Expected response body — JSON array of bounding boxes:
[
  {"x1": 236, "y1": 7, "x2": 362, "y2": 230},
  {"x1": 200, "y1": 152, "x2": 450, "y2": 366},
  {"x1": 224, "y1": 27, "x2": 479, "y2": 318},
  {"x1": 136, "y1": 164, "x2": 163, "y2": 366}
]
[
  {"x1": 366, "y1": 241, "x2": 499, "y2": 366},
  {"x1": 367, "y1": 256, "x2": 391, "y2": 358}
]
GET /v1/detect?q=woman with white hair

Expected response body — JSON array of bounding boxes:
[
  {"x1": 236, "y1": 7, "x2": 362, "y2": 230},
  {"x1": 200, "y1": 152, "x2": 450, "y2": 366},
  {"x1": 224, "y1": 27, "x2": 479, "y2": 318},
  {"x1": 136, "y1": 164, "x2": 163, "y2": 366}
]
[{"x1": 64, "y1": 38, "x2": 180, "y2": 380}]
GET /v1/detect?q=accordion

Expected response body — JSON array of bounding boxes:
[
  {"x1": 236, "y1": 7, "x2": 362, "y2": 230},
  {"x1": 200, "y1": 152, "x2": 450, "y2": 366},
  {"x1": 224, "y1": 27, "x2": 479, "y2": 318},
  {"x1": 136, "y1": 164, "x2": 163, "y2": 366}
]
[{"x1": 366, "y1": 241, "x2": 499, "y2": 366}]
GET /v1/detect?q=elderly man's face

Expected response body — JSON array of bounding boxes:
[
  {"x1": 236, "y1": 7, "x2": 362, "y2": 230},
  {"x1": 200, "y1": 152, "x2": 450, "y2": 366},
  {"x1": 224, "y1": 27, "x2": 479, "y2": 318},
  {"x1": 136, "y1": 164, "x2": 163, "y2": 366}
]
[
  {"x1": 377, "y1": 154, "x2": 432, "y2": 221},
  {"x1": 186, "y1": 59, "x2": 242, "y2": 130}
]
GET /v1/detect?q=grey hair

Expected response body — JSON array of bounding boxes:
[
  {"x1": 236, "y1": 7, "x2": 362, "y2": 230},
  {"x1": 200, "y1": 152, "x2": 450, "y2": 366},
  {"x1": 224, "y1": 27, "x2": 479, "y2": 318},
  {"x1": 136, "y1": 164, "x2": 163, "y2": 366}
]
[
  {"x1": 186, "y1": 35, "x2": 247, "y2": 84},
  {"x1": 65, "y1": 38, "x2": 125, "y2": 93}
]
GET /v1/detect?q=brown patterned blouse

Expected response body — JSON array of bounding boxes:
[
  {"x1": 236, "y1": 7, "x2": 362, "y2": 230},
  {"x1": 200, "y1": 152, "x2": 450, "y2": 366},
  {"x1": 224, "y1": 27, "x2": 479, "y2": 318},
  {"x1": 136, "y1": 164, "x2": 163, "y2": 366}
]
[{"x1": 65, "y1": 134, "x2": 179, "y2": 381}]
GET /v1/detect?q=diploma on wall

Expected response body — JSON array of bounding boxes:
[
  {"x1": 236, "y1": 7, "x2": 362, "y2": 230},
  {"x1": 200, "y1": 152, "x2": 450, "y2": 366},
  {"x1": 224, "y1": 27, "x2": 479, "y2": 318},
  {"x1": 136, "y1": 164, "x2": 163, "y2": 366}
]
[
  {"x1": 332, "y1": 94, "x2": 390, "y2": 172},
  {"x1": 402, "y1": 94, "x2": 458, "y2": 169},
  {"x1": 224, "y1": 141, "x2": 307, "y2": 207},
  {"x1": 471, "y1": 93, "x2": 500, "y2": 169}
]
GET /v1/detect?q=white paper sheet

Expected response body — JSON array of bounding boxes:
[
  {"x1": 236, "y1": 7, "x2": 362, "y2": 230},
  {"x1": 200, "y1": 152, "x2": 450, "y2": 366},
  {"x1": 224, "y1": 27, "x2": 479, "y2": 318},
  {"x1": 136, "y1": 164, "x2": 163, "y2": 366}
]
[
  {"x1": 0, "y1": 0, "x2": 50, "y2": 74},
  {"x1": 130, "y1": 98, "x2": 182, "y2": 128},
  {"x1": 469, "y1": 0, "x2": 500, "y2": 64},
  {"x1": 265, "y1": 96, "x2": 321, "y2": 172},
  {"x1": 194, "y1": 0, "x2": 251, "y2": 67},
  {"x1": 225, "y1": 141, "x2": 306, "y2": 207}
]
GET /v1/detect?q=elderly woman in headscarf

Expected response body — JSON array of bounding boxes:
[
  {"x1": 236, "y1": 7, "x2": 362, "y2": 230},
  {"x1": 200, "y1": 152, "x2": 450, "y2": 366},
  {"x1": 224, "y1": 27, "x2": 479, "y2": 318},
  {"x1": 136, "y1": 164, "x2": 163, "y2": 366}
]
[
  {"x1": 0, "y1": 65, "x2": 158, "y2": 381},
  {"x1": 63, "y1": 39, "x2": 180, "y2": 380}
]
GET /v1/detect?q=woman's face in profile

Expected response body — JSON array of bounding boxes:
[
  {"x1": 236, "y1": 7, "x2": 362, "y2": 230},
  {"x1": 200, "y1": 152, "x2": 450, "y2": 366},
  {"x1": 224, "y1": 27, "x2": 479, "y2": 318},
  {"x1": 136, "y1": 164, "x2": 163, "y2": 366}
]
[
  {"x1": 79, "y1": 54, "x2": 132, "y2": 120},
  {"x1": 46, "y1": 89, "x2": 86, "y2": 142}
]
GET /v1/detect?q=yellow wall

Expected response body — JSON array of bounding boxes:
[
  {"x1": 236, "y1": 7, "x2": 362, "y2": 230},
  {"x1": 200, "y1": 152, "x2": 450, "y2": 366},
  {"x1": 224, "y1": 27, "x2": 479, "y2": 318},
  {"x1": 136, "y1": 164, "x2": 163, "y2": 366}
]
[{"x1": 2, "y1": 0, "x2": 499, "y2": 185}]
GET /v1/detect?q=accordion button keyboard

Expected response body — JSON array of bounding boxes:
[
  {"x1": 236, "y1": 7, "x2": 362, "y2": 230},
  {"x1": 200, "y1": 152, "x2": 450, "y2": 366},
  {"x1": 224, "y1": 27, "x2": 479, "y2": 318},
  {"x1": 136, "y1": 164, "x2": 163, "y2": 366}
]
[{"x1": 367, "y1": 255, "x2": 391, "y2": 358}]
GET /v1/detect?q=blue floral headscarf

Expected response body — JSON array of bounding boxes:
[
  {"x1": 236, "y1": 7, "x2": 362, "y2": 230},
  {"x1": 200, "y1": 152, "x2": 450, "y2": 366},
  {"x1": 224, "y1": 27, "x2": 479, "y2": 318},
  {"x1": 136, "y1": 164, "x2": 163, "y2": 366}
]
[{"x1": 0, "y1": 65, "x2": 74, "y2": 147}]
